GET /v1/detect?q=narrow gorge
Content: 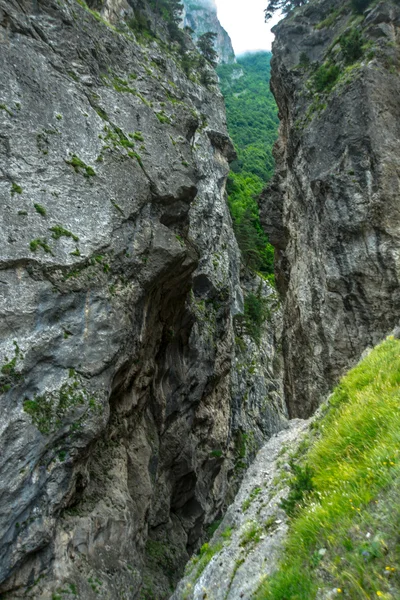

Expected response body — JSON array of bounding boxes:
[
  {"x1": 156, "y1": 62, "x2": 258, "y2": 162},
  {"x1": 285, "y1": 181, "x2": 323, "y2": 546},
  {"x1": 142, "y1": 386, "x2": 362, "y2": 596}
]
[{"x1": 0, "y1": 0, "x2": 400, "y2": 599}]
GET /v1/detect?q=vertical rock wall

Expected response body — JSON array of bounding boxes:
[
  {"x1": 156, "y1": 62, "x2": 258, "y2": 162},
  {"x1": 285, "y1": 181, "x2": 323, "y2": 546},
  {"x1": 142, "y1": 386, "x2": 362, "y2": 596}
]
[
  {"x1": 261, "y1": 0, "x2": 400, "y2": 417},
  {"x1": 182, "y1": 0, "x2": 235, "y2": 64},
  {"x1": 0, "y1": 0, "x2": 284, "y2": 598}
]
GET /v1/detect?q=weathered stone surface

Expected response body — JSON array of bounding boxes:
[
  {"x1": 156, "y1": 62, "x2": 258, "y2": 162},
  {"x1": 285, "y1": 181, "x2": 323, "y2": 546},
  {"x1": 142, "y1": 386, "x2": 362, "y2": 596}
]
[
  {"x1": 172, "y1": 418, "x2": 309, "y2": 600},
  {"x1": 0, "y1": 1, "x2": 284, "y2": 598},
  {"x1": 182, "y1": 0, "x2": 235, "y2": 65},
  {"x1": 260, "y1": 0, "x2": 400, "y2": 418}
]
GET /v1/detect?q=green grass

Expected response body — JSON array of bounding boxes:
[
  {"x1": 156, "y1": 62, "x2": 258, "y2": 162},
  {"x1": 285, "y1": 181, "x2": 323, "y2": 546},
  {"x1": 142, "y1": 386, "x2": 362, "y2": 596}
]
[
  {"x1": 30, "y1": 238, "x2": 52, "y2": 254},
  {"x1": 240, "y1": 521, "x2": 262, "y2": 547},
  {"x1": 255, "y1": 336, "x2": 400, "y2": 599},
  {"x1": 50, "y1": 225, "x2": 79, "y2": 242},
  {"x1": 242, "y1": 486, "x2": 262, "y2": 511},
  {"x1": 65, "y1": 154, "x2": 96, "y2": 177}
]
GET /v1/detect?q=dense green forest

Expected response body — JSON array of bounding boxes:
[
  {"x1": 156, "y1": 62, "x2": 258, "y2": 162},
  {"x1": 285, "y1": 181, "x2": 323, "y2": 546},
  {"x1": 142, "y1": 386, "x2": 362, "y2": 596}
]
[{"x1": 217, "y1": 52, "x2": 279, "y2": 278}]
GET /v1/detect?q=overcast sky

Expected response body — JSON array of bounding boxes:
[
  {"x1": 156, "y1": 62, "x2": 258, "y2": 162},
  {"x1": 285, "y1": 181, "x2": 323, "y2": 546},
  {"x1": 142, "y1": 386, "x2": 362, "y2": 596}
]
[{"x1": 215, "y1": 0, "x2": 281, "y2": 55}]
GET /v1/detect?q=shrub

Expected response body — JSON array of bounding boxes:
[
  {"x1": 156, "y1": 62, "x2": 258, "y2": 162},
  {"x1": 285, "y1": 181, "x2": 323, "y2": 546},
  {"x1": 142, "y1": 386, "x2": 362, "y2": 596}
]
[
  {"x1": 313, "y1": 62, "x2": 340, "y2": 92},
  {"x1": 279, "y1": 463, "x2": 315, "y2": 517},
  {"x1": 340, "y1": 28, "x2": 363, "y2": 64},
  {"x1": 299, "y1": 51, "x2": 310, "y2": 68},
  {"x1": 234, "y1": 289, "x2": 270, "y2": 344}
]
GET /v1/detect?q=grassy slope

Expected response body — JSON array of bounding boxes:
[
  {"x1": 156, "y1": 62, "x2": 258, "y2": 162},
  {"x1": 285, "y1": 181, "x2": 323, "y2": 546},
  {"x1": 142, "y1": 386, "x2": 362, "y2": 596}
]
[
  {"x1": 217, "y1": 52, "x2": 278, "y2": 277},
  {"x1": 256, "y1": 336, "x2": 400, "y2": 599}
]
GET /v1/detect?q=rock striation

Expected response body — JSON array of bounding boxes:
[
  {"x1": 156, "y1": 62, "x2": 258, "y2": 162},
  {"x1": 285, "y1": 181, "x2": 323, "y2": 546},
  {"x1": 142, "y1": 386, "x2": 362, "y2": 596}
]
[
  {"x1": 0, "y1": 0, "x2": 284, "y2": 598},
  {"x1": 182, "y1": 0, "x2": 235, "y2": 64},
  {"x1": 261, "y1": 0, "x2": 400, "y2": 418}
]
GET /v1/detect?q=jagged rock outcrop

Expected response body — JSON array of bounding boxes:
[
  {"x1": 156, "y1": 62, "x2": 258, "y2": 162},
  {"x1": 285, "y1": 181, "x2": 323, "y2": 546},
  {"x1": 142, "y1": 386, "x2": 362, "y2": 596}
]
[
  {"x1": 261, "y1": 0, "x2": 400, "y2": 418},
  {"x1": 182, "y1": 0, "x2": 235, "y2": 64},
  {"x1": 0, "y1": 1, "x2": 284, "y2": 598}
]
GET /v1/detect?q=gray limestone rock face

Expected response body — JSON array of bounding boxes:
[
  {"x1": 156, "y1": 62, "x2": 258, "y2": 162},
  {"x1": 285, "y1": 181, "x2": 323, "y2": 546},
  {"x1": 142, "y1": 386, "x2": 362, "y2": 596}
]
[
  {"x1": 0, "y1": 0, "x2": 284, "y2": 598},
  {"x1": 260, "y1": 0, "x2": 400, "y2": 418},
  {"x1": 171, "y1": 418, "x2": 309, "y2": 600},
  {"x1": 182, "y1": 0, "x2": 235, "y2": 65}
]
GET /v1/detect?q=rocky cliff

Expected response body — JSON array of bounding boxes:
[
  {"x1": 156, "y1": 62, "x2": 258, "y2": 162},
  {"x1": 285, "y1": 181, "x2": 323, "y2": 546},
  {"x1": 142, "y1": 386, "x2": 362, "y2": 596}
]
[
  {"x1": 261, "y1": 0, "x2": 400, "y2": 418},
  {"x1": 0, "y1": 0, "x2": 285, "y2": 598},
  {"x1": 182, "y1": 0, "x2": 235, "y2": 64}
]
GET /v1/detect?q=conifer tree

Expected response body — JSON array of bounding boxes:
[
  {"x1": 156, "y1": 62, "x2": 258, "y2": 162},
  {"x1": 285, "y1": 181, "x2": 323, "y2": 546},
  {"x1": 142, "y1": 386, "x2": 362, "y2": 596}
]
[
  {"x1": 197, "y1": 32, "x2": 218, "y2": 68},
  {"x1": 264, "y1": 0, "x2": 307, "y2": 21}
]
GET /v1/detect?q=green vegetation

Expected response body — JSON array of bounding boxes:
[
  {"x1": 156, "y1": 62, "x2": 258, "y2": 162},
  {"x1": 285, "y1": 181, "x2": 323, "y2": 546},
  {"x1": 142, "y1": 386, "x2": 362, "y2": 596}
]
[
  {"x1": 340, "y1": 27, "x2": 364, "y2": 64},
  {"x1": 11, "y1": 182, "x2": 22, "y2": 196},
  {"x1": 234, "y1": 287, "x2": 273, "y2": 344},
  {"x1": 29, "y1": 238, "x2": 52, "y2": 254},
  {"x1": 23, "y1": 375, "x2": 99, "y2": 435},
  {"x1": 210, "y1": 449, "x2": 223, "y2": 458},
  {"x1": 255, "y1": 336, "x2": 400, "y2": 599},
  {"x1": 197, "y1": 32, "x2": 218, "y2": 68},
  {"x1": 315, "y1": 6, "x2": 344, "y2": 30},
  {"x1": 0, "y1": 102, "x2": 13, "y2": 116},
  {"x1": 34, "y1": 203, "x2": 47, "y2": 217},
  {"x1": 101, "y1": 124, "x2": 135, "y2": 152},
  {"x1": 218, "y1": 52, "x2": 278, "y2": 277},
  {"x1": 265, "y1": 0, "x2": 307, "y2": 21},
  {"x1": 279, "y1": 463, "x2": 314, "y2": 517},
  {"x1": 127, "y1": 0, "x2": 184, "y2": 47},
  {"x1": 65, "y1": 154, "x2": 96, "y2": 177},
  {"x1": 192, "y1": 541, "x2": 223, "y2": 579},
  {"x1": 155, "y1": 110, "x2": 171, "y2": 124},
  {"x1": 240, "y1": 521, "x2": 262, "y2": 547},
  {"x1": 313, "y1": 62, "x2": 340, "y2": 92},
  {"x1": 0, "y1": 341, "x2": 23, "y2": 394},
  {"x1": 242, "y1": 486, "x2": 262, "y2": 511},
  {"x1": 185, "y1": 526, "x2": 233, "y2": 581},
  {"x1": 50, "y1": 225, "x2": 79, "y2": 242}
]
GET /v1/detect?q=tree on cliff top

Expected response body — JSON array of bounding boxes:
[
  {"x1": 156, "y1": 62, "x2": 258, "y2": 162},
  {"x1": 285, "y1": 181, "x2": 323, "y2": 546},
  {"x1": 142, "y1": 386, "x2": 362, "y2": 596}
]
[{"x1": 264, "y1": 0, "x2": 307, "y2": 21}]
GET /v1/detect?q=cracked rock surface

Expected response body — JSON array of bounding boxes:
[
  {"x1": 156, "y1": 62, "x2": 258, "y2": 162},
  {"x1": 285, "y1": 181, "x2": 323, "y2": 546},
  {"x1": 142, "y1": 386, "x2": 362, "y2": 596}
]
[
  {"x1": 0, "y1": 0, "x2": 285, "y2": 598},
  {"x1": 261, "y1": 0, "x2": 400, "y2": 418}
]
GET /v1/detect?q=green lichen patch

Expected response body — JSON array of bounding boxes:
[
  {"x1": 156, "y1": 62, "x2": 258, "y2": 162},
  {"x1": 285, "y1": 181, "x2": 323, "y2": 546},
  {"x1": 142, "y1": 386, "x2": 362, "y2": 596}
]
[{"x1": 65, "y1": 154, "x2": 96, "y2": 177}]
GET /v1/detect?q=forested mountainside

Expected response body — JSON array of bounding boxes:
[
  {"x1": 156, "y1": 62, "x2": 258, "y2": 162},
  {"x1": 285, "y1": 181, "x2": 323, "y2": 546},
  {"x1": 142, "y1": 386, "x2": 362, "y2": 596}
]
[{"x1": 218, "y1": 52, "x2": 279, "y2": 278}]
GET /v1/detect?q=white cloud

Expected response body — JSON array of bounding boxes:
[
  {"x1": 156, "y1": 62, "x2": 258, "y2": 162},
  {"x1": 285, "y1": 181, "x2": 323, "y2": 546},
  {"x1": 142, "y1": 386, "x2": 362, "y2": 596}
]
[{"x1": 215, "y1": 0, "x2": 281, "y2": 55}]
